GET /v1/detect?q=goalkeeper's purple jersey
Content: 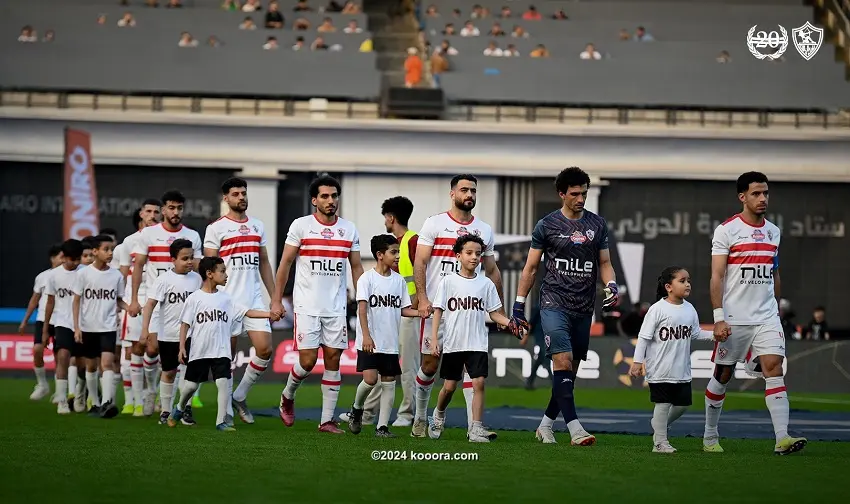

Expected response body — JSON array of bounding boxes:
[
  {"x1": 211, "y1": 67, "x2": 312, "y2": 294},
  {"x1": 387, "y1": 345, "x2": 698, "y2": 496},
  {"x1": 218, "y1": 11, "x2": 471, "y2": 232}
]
[{"x1": 530, "y1": 209, "x2": 609, "y2": 316}]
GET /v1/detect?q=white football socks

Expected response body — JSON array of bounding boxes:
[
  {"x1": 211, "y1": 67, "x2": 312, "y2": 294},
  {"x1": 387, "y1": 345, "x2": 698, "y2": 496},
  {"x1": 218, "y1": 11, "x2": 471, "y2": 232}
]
[
  {"x1": 651, "y1": 403, "x2": 672, "y2": 444},
  {"x1": 414, "y1": 368, "x2": 435, "y2": 421},
  {"x1": 378, "y1": 381, "x2": 396, "y2": 428},
  {"x1": 86, "y1": 371, "x2": 100, "y2": 407},
  {"x1": 233, "y1": 356, "x2": 269, "y2": 402},
  {"x1": 160, "y1": 380, "x2": 175, "y2": 412},
  {"x1": 765, "y1": 376, "x2": 790, "y2": 442},
  {"x1": 130, "y1": 354, "x2": 145, "y2": 407},
  {"x1": 215, "y1": 377, "x2": 230, "y2": 426},
  {"x1": 353, "y1": 380, "x2": 375, "y2": 409},
  {"x1": 283, "y1": 362, "x2": 308, "y2": 400},
  {"x1": 101, "y1": 370, "x2": 115, "y2": 404},
  {"x1": 34, "y1": 366, "x2": 47, "y2": 388},
  {"x1": 320, "y1": 370, "x2": 341, "y2": 424},
  {"x1": 704, "y1": 377, "x2": 727, "y2": 441}
]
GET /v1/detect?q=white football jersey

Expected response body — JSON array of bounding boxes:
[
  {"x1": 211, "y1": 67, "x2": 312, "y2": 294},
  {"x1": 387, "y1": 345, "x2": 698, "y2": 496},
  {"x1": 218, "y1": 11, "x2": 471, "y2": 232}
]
[
  {"x1": 33, "y1": 267, "x2": 58, "y2": 322},
  {"x1": 204, "y1": 216, "x2": 268, "y2": 308},
  {"x1": 44, "y1": 265, "x2": 84, "y2": 330},
  {"x1": 638, "y1": 299, "x2": 711, "y2": 383},
  {"x1": 133, "y1": 223, "x2": 203, "y2": 295},
  {"x1": 355, "y1": 269, "x2": 411, "y2": 354},
  {"x1": 285, "y1": 215, "x2": 360, "y2": 317},
  {"x1": 711, "y1": 215, "x2": 781, "y2": 325},
  {"x1": 179, "y1": 290, "x2": 247, "y2": 361},
  {"x1": 119, "y1": 231, "x2": 144, "y2": 300},
  {"x1": 149, "y1": 270, "x2": 203, "y2": 342},
  {"x1": 109, "y1": 243, "x2": 122, "y2": 270},
  {"x1": 418, "y1": 212, "x2": 495, "y2": 302},
  {"x1": 433, "y1": 273, "x2": 501, "y2": 353}
]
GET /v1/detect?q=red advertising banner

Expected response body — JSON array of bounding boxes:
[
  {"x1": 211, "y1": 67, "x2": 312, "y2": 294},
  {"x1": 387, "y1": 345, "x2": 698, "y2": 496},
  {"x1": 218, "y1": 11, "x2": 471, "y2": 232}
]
[
  {"x1": 63, "y1": 128, "x2": 100, "y2": 240},
  {"x1": 0, "y1": 335, "x2": 56, "y2": 370}
]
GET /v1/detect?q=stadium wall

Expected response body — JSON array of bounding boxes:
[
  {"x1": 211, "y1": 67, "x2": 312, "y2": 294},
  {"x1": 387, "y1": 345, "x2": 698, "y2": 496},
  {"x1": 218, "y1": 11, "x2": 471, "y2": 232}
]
[{"x1": 1, "y1": 331, "x2": 846, "y2": 393}]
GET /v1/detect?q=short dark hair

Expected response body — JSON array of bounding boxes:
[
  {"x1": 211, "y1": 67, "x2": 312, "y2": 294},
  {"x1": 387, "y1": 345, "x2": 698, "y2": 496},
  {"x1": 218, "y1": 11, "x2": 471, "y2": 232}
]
[
  {"x1": 61, "y1": 239, "x2": 83, "y2": 260},
  {"x1": 736, "y1": 171, "x2": 769, "y2": 194},
  {"x1": 169, "y1": 238, "x2": 194, "y2": 259},
  {"x1": 450, "y1": 174, "x2": 477, "y2": 188},
  {"x1": 161, "y1": 190, "x2": 186, "y2": 206},
  {"x1": 656, "y1": 266, "x2": 686, "y2": 301},
  {"x1": 309, "y1": 175, "x2": 341, "y2": 198},
  {"x1": 131, "y1": 207, "x2": 143, "y2": 229},
  {"x1": 381, "y1": 196, "x2": 414, "y2": 226},
  {"x1": 813, "y1": 305, "x2": 826, "y2": 312},
  {"x1": 198, "y1": 256, "x2": 224, "y2": 279},
  {"x1": 99, "y1": 228, "x2": 117, "y2": 240},
  {"x1": 453, "y1": 234, "x2": 485, "y2": 254},
  {"x1": 48, "y1": 243, "x2": 63, "y2": 259},
  {"x1": 555, "y1": 167, "x2": 591, "y2": 194},
  {"x1": 91, "y1": 234, "x2": 114, "y2": 250},
  {"x1": 370, "y1": 234, "x2": 399, "y2": 260},
  {"x1": 222, "y1": 177, "x2": 247, "y2": 195},
  {"x1": 142, "y1": 198, "x2": 162, "y2": 208},
  {"x1": 81, "y1": 236, "x2": 96, "y2": 251}
]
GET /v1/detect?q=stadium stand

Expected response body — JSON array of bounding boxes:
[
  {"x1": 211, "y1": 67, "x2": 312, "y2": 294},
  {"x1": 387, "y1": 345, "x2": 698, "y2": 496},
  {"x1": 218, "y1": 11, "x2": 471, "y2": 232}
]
[{"x1": 1, "y1": 0, "x2": 848, "y2": 126}]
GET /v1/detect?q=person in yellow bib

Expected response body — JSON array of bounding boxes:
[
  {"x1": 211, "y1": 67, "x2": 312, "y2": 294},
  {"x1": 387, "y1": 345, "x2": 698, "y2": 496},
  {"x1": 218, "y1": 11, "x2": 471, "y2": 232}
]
[{"x1": 340, "y1": 196, "x2": 419, "y2": 427}]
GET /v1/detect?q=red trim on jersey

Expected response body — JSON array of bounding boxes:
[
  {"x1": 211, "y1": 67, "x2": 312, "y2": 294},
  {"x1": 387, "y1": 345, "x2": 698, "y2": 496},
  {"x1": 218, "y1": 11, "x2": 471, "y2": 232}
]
[
  {"x1": 738, "y1": 214, "x2": 765, "y2": 228},
  {"x1": 220, "y1": 245, "x2": 261, "y2": 258},
  {"x1": 312, "y1": 213, "x2": 338, "y2": 226},
  {"x1": 432, "y1": 249, "x2": 455, "y2": 258},
  {"x1": 765, "y1": 386, "x2": 787, "y2": 396},
  {"x1": 149, "y1": 257, "x2": 172, "y2": 263},
  {"x1": 321, "y1": 379, "x2": 342, "y2": 386},
  {"x1": 224, "y1": 215, "x2": 249, "y2": 224},
  {"x1": 221, "y1": 235, "x2": 262, "y2": 247},
  {"x1": 249, "y1": 361, "x2": 267, "y2": 371},
  {"x1": 299, "y1": 250, "x2": 349, "y2": 258},
  {"x1": 727, "y1": 256, "x2": 773, "y2": 265},
  {"x1": 729, "y1": 243, "x2": 778, "y2": 253},
  {"x1": 160, "y1": 223, "x2": 185, "y2": 233},
  {"x1": 148, "y1": 246, "x2": 170, "y2": 253},
  {"x1": 710, "y1": 341, "x2": 718, "y2": 362},
  {"x1": 301, "y1": 238, "x2": 353, "y2": 248},
  {"x1": 419, "y1": 318, "x2": 426, "y2": 349},
  {"x1": 434, "y1": 237, "x2": 456, "y2": 246},
  {"x1": 445, "y1": 211, "x2": 474, "y2": 225},
  {"x1": 705, "y1": 390, "x2": 726, "y2": 401},
  {"x1": 416, "y1": 374, "x2": 435, "y2": 386},
  {"x1": 120, "y1": 311, "x2": 128, "y2": 341},
  {"x1": 292, "y1": 313, "x2": 298, "y2": 351},
  {"x1": 721, "y1": 214, "x2": 739, "y2": 226}
]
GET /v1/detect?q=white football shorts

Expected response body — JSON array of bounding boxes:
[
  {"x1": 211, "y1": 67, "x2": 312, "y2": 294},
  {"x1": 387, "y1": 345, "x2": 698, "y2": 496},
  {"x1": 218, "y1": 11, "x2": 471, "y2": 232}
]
[
  {"x1": 293, "y1": 313, "x2": 348, "y2": 350},
  {"x1": 418, "y1": 316, "x2": 444, "y2": 355},
  {"x1": 712, "y1": 319, "x2": 785, "y2": 365}
]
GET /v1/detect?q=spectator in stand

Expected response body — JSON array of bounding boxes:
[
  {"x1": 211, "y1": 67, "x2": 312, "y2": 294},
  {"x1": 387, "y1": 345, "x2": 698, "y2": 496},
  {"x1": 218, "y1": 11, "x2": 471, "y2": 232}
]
[
  {"x1": 580, "y1": 43, "x2": 602, "y2": 60},
  {"x1": 294, "y1": 18, "x2": 311, "y2": 30},
  {"x1": 18, "y1": 26, "x2": 38, "y2": 43},
  {"x1": 292, "y1": 36, "x2": 306, "y2": 50},
  {"x1": 460, "y1": 21, "x2": 480, "y2": 36},
  {"x1": 342, "y1": 1, "x2": 361, "y2": 14},
  {"x1": 117, "y1": 12, "x2": 136, "y2": 27},
  {"x1": 512, "y1": 25, "x2": 529, "y2": 38},
  {"x1": 317, "y1": 17, "x2": 337, "y2": 33},
  {"x1": 439, "y1": 39, "x2": 458, "y2": 55},
  {"x1": 265, "y1": 1, "x2": 285, "y2": 29},
  {"x1": 223, "y1": 0, "x2": 241, "y2": 11},
  {"x1": 431, "y1": 49, "x2": 448, "y2": 87},
  {"x1": 804, "y1": 306, "x2": 830, "y2": 341},
  {"x1": 483, "y1": 41, "x2": 503, "y2": 56},
  {"x1": 243, "y1": 0, "x2": 262, "y2": 12},
  {"x1": 294, "y1": 0, "x2": 312, "y2": 12},
  {"x1": 618, "y1": 28, "x2": 631, "y2": 41},
  {"x1": 263, "y1": 36, "x2": 279, "y2": 50},
  {"x1": 359, "y1": 37, "x2": 373, "y2": 52},
  {"x1": 166, "y1": 0, "x2": 183, "y2": 8},
  {"x1": 716, "y1": 50, "x2": 731, "y2": 63},
  {"x1": 530, "y1": 44, "x2": 550, "y2": 57},
  {"x1": 208, "y1": 36, "x2": 222, "y2": 47},
  {"x1": 42, "y1": 30, "x2": 55, "y2": 43},
  {"x1": 425, "y1": 5, "x2": 439, "y2": 17},
  {"x1": 552, "y1": 10, "x2": 568, "y2": 20},
  {"x1": 504, "y1": 43, "x2": 519, "y2": 57},
  {"x1": 634, "y1": 26, "x2": 654, "y2": 41},
  {"x1": 240, "y1": 17, "x2": 257, "y2": 30},
  {"x1": 178, "y1": 32, "x2": 198, "y2": 47},
  {"x1": 779, "y1": 298, "x2": 798, "y2": 340},
  {"x1": 451, "y1": 8, "x2": 462, "y2": 18},
  {"x1": 97, "y1": 14, "x2": 107, "y2": 25},
  {"x1": 488, "y1": 23, "x2": 505, "y2": 36},
  {"x1": 404, "y1": 47, "x2": 423, "y2": 88},
  {"x1": 311, "y1": 36, "x2": 329, "y2": 50},
  {"x1": 470, "y1": 5, "x2": 485, "y2": 19},
  {"x1": 145, "y1": 0, "x2": 159, "y2": 7},
  {"x1": 443, "y1": 23, "x2": 456, "y2": 35},
  {"x1": 522, "y1": 6, "x2": 542, "y2": 20},
  {"x1": 500, "y1": 6, "x2": 512, "y2": 18},
  {"x1": 344, "y1": 20, "x2": 363, "y2": 34}
]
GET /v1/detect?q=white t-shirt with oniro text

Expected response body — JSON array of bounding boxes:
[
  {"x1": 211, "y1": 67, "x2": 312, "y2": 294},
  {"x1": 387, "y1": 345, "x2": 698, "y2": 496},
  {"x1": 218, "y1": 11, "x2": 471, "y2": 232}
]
[
  {"x1": 432, "y1": 273, "x2": 501, "y2": 353},
  {"x1": 637, "y1": 298, "x2": 711, "y2": 383},
  {"x1": 72, "y1": 265, "x2": 125, "y2": 333},
  {"x1": 44, "y1": 265, "x2": 85, "y2": 330},
  {"x1": 149, "y1": 270, "x2": 203, "y2": 342},
  {"x1": 355, "y1": 268, "x2": 411, "y2": 354},
  {"x1": 179, "y1": 290, "x2": 247, "y2": 361}
]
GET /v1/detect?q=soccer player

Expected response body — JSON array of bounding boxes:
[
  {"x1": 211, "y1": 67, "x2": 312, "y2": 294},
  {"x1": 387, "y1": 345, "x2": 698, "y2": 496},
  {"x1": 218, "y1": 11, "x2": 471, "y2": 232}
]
[
  {"x1": 348, "y1": 234, "x2": 417, "y2": 438},
  {"x1": 130, "y1": 191, "x2": 202, "y2": 417},
  {"x1": 628, "y1": 267, "x2": 721, "y2": 453},
  {"x1": 511, "y1": 167, "x2": 619, "y2": 445},
  {"x1": 20, "y1": 244, "x2": 63, "y2": 401},
  {"x1": 340, "y1": 195, "x2": 420, "y2": 428},
  {"x1": 204, "y1": 177, "x2": 277, "y2": 424},
  {"x1": 72, "y1": 234, "x2": 126, "y2": 418},
  {"x1": 118, "y1": 201, "x2": 162, "y2": 414},
  {"x1": 42, "y1": 239, "x2": 85, "y2": 414},
  {"x1": 704, "y1": 171, "x2": 807, "y2": 455},
  {"x1": 411, "y1": 174, "x2": 504, "y2": 439},
  {"x1": 168, "y1": 257, "x2": 272, "y2": 431},
  {"x1": 428, "y1": 235, "x2": 513, "y2": 443},
  {"x1": 142, "y1": 238, "x2": 202, "y2": 424},
  {"x1": 271, "y1": 175, "x2": 365, "y2": 434}
]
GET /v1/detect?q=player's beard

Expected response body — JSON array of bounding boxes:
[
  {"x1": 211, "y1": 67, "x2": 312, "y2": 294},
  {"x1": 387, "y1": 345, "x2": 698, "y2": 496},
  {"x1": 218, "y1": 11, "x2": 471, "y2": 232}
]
[
  {"x1": 166, "y1": 214, "x2": 182, "y2": 227},
  {"x1": 229, "y1": 201, "x2": 248, "y2": 213},
  {"x1": 453, "y1": 198, "x2": 475, "y2": 212},
  {"x1": 319, "y1": 204, "x2": 336, "y2": 217}
]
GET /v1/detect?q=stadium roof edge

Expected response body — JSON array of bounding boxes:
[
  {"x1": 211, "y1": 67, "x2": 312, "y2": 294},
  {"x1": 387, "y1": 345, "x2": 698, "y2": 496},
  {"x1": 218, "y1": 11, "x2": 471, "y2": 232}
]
[{"x1": 1, "y1": 107, "x2": 850, "y2": 142}]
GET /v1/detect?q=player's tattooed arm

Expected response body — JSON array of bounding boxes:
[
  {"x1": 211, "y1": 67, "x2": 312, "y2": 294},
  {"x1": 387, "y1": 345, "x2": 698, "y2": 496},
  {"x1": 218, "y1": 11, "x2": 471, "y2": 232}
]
[{"x1": 413, "y1": 243, "x2": 433, "y2": 317}]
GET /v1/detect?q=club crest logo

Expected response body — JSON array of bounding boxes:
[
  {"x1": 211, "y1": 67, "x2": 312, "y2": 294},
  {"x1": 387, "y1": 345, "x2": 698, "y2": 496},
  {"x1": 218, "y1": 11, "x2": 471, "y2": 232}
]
[
  {"x1": 473, "y1": 229, "x2": 481, "y2": 237},
  {"x1": 239, "y1": 224, "x2": 250, "y2": 235},
  {"x1": 585, "y1": 229, "x2": 595, "y2": 241},
  {"x1": 321, "y1": 228, "x2": 334, "y2": 239},
  {"x1": 338, "y1": 228, "x2": 345, "y2": 237},
  {"x1": 544, "y1": 335, "x2": 550, "y2": 348},
  {"x1": 767, "y1": 229, "x2": 774, "y2": 241},
  {"x1": 718, "y1": 347, "x2": 728, "y2": 360},
  {"x1": 253, "y1": 225, "x2": 259, "y2": 233},
  {"x1": 792, "y1": 21, "x2": 823, "y2": 61},
  {"x1": 570, "y1": 231, "x2": 587, "y2": 244},
  {"x1": 166, "y1": 236, "x2": 176, "y2": 245},
  {"x1": 752, "y1": 229, "x2": 765, "y2": 242},
  {"x1": 456, "y1": 226, "x2": 469, "y2": 237}
]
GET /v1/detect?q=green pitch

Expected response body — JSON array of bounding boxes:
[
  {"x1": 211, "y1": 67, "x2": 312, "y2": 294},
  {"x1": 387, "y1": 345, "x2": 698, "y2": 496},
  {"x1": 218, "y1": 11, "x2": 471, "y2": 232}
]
[{"x1": 0, "y1": 379, "x2": 846, "y2": 504}]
